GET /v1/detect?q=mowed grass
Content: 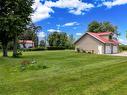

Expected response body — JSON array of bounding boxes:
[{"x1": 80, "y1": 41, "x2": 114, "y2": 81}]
[{"x1": 0, "y1": 50, "x2": 127, "y2": 95}]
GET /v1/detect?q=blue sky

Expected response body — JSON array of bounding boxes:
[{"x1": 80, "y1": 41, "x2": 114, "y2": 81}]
[{"x1": 32, "y1": 0, "x2": 127, "y2": 44}]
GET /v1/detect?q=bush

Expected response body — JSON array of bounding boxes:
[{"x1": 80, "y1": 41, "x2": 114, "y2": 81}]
[
  {"x1": 76, "y1": 48, "x2": 80, "y2": 53},
  {"x1": 47, "y1": 46, "x2": 66, "y2": 50},
  {"x1": 20, "y1": 60, "x2": 31, "y2": 71},
  {"x1": 66, "y1": 44, "x2": 75, "y2": 50},
  {"x1": 82, "y1": 50, "x2": 86, "y2": 53},
  {"x1": 19, "y1": 59, "x2": 48, "y2": 71},
  {"x1": 119, "y1": 45, "x2": 127, "y2": 52}
]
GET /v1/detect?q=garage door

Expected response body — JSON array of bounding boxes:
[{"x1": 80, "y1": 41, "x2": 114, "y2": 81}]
[
  {"x1": 113, "y1": 46, "x2": 118, "y2": 53},
  {"x1": 105, "y1": 45, "x2": 111, "y2": 54}
]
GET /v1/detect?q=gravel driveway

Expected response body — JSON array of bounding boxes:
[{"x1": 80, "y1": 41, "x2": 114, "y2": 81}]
[{"x1": 107, "y1": 52, "x2": 127, "y2": 56}]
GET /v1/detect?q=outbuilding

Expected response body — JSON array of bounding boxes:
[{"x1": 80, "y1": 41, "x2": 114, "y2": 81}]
[{"x1": 74, "y1": 32, "x2": 119, "y2": 54}]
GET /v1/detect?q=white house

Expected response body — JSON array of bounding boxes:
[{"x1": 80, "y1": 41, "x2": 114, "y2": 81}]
[{"x1": 19, "y1": 40, "x2": 34, "y2": 48}]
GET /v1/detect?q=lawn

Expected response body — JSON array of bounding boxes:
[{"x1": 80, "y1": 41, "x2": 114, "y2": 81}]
[{"x1": 0, "y1": 50, "x2": 127, "y2": 95}]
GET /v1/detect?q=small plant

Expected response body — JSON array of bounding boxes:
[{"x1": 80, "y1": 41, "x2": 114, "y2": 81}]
[
  {"x1": 76, "y1": 48, "x2": 80, "y2": 53},
  {"x1": 13, "y1": 50, "x2": 23, "y2": 57},
  {"x1": 19, "y1": 59, "x2": 48, "y2": 71},
  {"x1": 42, "y1": 65, "x2": 48, "y2": 69},
  {"x1": 31, "y1": 58, "x2": 37, "y2": 64},
  {"x1": 20, "y1": 60, "x2": 31, "y2": 71},
  {"x1": 82, "y1": 50, "x2": 86, "y2": 53},
  {"x1": 88, "y1": 52, "x2": 92, "y2": 54}
]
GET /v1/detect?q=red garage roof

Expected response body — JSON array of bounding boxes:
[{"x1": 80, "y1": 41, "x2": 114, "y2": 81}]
[{"x1": 75, "y1": 32, "x2": 119, "y2": 45}]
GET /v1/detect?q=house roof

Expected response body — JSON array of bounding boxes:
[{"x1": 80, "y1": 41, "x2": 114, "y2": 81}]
[
  {"x1": 18, "y1": 40, "x2": 34, "y2": 44},
  {"x1": 74, "y1": 32, "x2": 119, "y2": 45}
]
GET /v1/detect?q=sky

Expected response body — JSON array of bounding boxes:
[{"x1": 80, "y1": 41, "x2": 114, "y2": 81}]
[{"x1": 32, "y1": 0, "x2": 127, "y2": 44}]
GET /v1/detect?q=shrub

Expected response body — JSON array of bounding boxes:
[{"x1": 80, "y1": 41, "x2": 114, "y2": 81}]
[
  {"x1": 76, "y1": 48, "x2": 80, "y2": 53},
  {"x1": 82, "y1": 50, "x2": 86, "y2": 53},
  {"x1": 119, "y1": 45, "x2": 127, "y2": 52},
  {"x1": 20, "y1": 60, "x2": 31, "y2": 71},
  {"x1": 88, "y1": 52, "x2": 92, "y2": 54},
  {"x1": 12, "y1": 50, "x2": 23, "y2": 57},
  {"x1": 28, "y1": 65, "x2": 48, "y2": 70},
  {"x1": 19, "y1": 59, "x2": 48, "y2": 71},
  {"x1": 47, "y1": 46, "x2": 65, "y2": 50}
]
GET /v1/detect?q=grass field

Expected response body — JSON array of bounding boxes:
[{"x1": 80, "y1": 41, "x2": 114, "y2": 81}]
[{"x1": 0, "y1": 50, "x2": 127, "y2": 95}]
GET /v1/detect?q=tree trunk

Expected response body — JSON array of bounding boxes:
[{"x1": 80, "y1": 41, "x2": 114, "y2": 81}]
[
  {"x1": 23, "y1": 40, "x2": 26, "y2": 48},
  {"x1": 2, "y1": 42, "x2": 8, "y2": 57},
  {"x1": 13, "y1": 34, "x2": 18, "y2": 57}
]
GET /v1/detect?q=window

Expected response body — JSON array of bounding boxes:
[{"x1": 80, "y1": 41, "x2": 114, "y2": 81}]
[{"x1": 109, "y1": 35, "x2": 112, "y2": 40}]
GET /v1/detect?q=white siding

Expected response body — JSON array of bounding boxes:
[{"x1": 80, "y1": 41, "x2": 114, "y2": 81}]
[{"x1": 75, "y1": 34, "x2": 104, "y2": 54}]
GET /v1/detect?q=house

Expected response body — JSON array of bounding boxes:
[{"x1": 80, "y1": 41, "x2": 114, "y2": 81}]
[
  {"x1": 18, "y1": 40, "x2": 34, "y2": 48},
  {"x1": 74, "y1": 32, "x2": 119, "y2": 54}
]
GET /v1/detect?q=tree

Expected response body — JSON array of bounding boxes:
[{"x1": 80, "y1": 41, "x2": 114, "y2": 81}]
[
  {"x1": 48, "y1": 32, "x2": 68, "y2": 47},
  {"x1": 87, "y1": 21, "x2": 117, "y2": 33},
  {"x1": 66, "y1": 34, "x2": 75, "y2": 49},
  {"x1": 0, "y1": 1, "x2": 14, "y2": 56},
  {"x1": 0, "y1": 1, "x2": 14, "y2": 57},
  {"x1": 100, "y1": 22, "x2": 117, "y2": 32},
  {"x1": 0, "y1": 0, "x2": 33, "y2": 57},
  {"x1": 12, "y1": 0, "x2": 33, "y2": 57},
  {"x1": 40, "y1": 40, "x2": 46, "y2": 47},
  {"x1": 87, "y1": 21, "x2": 101, "y2": 32},
  {"x1": 19, "y1": 23, "x2": 42, "y2": 48}
]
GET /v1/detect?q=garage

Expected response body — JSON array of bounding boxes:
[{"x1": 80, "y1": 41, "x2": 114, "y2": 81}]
[
  {"x1": 105, "y1": 45, "x2": 111, "y2": 54},
  {"x1": 74, "y1": 32, "x2": 119, "y2": 54}
]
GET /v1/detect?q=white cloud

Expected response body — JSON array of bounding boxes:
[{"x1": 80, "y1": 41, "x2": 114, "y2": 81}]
[
  {"x1": 31, "y1": 0, "x2": 54, "y2": 22},
  {"x1": 48, "y1": 29, "x2": 61, "y2": 33},
  {"x1": 76, "y1": 32, "x2": 82, "y2": 36},
  {"x1": 103, "y1": 0, "x2": 127, "y2": 8},
  {"x1": 45, "y1": 0, "x2": 94, "y2": 15},
  {"x1": 63, "y1": 22, "x2": 80, "y2": 27},
  {"x1": 32, "y1": 0, "x2": 94, "y2": 22},
  {"x1": 37, "y1": 32, "x2": 45, "y2": 38},
  {"x1": 119, "y1": 38, "x2": 127, "y2": 45}
]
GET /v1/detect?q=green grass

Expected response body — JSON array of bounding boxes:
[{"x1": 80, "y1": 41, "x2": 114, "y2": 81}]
[{"x1": 0, "y1": 50, "x2": 127, "y2": 95}]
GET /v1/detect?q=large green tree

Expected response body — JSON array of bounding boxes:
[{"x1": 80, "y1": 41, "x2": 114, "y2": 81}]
[
  {"x1": 0, "y1": 1, "x2": 14, "y2": 56},
  {"x1": 48, "y1": 32, "x2": 68, "y2": 47},
  {"x1": 87, "y1": 21, "x2": 117, "y2": 33},
  {"x1": 0, "y1": 0, "x2": 33, "y2": 57}
]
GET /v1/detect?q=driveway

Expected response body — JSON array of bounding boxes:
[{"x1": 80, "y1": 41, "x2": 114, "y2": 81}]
[{"x1": 108, "y1": 52, "x2": 127, "y2": 56}]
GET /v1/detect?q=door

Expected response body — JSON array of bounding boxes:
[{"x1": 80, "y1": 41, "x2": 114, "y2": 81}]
[
  {"x1": 98, "y1": 45, "x2": 102, "y2": 54},
  {"x1": 105, "y1": 45, "x2": 111, "y2": 54}
]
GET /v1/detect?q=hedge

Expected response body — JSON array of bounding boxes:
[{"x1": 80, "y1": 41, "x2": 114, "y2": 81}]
[
  {"x1": 119, "y1": 45, "x2": 127, "y2": 51},
  {"x1": 47, "y1": 46, "x2": 66, "y2": 50}
]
